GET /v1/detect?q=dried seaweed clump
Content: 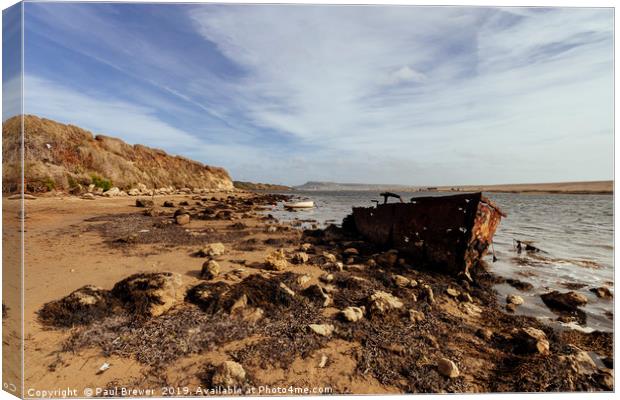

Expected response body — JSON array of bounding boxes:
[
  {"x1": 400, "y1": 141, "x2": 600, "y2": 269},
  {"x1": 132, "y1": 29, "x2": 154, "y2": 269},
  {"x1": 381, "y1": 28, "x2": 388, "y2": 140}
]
[{"x1": 38, "y1": 285, "x2": 120, "y2": 327}]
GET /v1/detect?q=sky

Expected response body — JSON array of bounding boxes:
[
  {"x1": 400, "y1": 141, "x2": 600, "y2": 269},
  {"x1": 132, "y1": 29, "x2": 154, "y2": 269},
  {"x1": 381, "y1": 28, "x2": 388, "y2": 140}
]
[{"x1": 2, "y1": 2, "x2": 614, "y2": 186}]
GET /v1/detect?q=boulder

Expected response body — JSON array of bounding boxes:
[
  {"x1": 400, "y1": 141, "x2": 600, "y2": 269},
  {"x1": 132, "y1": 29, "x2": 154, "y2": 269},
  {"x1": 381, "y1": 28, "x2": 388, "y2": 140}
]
[
  {"x1": 38, "y1": 285, "x2": 116, "y2": 327},
  {"x1": 175, "y1": 214, "x2": 190, "y2": 225},
  {"x1": 437, "y1": 358, "x2": 460, "y2": 378},
  {"x1": 368, "y1": 291, "x2": 403, "y2": 314},
  {"x1": 590, "y1": 286, "x2": 613, "y2": 299},
  {"x1": 135, "y1": 198, "x2": 154, "y2": 208},
  {"x1": 308, "y1": 324, "x2": 335, "y2": 337},
  {"x1": 111, "y1": 272, "x2": 183, "y2": 317},
  {"x1": 201, "y1": 260, "x2": 221, "y2": 280},
  {"x1": 200, "y1": 243, "x2": 226, "y2": 257},
  {"x1": 211, "y1": 361, "x2": 246, "y2": 387},
  {"x1": 291, "y1": 252, "x2": 309, "y2": 264},
  {"x1": 513, "y1": 327, "x2": 550, "y2": 355},
  {"x1": 341, "y1": 306, "x2": 365, "y2": 322},
  {"x1": 541, "y1": 291, "x2": 588, "y2": 311},
  {"x1": 507, "y1": 294, "x2": 524, "y2": 305},
  {"x1": 103, "y1": 187, "x2": 120, "y2": 197},
  {"x1": 265, "y1": 249, "x2": 288, "y2": 271}
]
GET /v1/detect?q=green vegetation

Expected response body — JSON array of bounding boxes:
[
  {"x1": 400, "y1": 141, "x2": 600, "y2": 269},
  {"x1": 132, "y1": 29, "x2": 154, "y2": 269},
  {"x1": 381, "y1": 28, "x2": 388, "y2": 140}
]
[
  {"x1": 91, "y1": 175, "x2": 113, "y2": 191},
  {"x1": 42, "y1": 176, "x2": 56, "y2": 192}
]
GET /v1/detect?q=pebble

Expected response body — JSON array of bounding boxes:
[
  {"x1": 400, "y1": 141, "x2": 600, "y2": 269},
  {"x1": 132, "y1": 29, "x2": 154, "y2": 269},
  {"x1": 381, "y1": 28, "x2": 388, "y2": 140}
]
[
  {"x1": 308, "y1": 324, "x2": 335, "y2": 337},
  {"x1": 422, "y1": 284, "x2": 435, "y2": 304},
  {"x1": 590, "y1": 286, "x2": 613, "y2": 299},
  {"x1": 175, "y1": 214, "x2": 190, "y2": 225},
  {"x1": 409, "y1": 309, "x2": 425, "y2": 323},
  {"x1": 318, "y1": 354, "x2": 328, "y2": 368},
  {"x1": 476, "y1": 328, "x2": 493, "y2": 341},
  {"x1": 200, "y1": 243, "x2": 226, "y2": 257},
  {"x1": 201, "y1": 260, "x2": 221, "y2": 280},
  {"x1": 392, "y1": 275, "x2": 411, "y2": 288},
  {"x1": 212, "y1": 361, "x2": 246, "y2": 387},
  {"x1": 437, "y1": 358, "x2": 460, "y2": 378},
  {"x1": 369, "y1": 291, "x2": 404, "y2": 314},
  {"x1": 506, "y1": 294, "x2": 524, "y2": 305},
  {"x1": 446, "y1": 288, "x2": 460, "y2": 298},
  {"x1": 341, "y1": 306, "x2": 365, "y2": 322},
  {"x1": 292, "y1": 252, "x2": 309, "y2": 264}
]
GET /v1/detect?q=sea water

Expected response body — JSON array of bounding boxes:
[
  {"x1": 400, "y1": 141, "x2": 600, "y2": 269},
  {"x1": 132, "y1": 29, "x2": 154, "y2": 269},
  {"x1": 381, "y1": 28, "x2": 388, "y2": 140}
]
[{"x1": 267, "y1": 191, "x2": 614, "y2": 332}]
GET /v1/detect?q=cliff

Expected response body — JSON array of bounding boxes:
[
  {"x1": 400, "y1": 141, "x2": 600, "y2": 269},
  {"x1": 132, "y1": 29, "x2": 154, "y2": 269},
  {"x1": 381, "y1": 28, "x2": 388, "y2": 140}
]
[
  {"x1": 233, "y1": 181, "x2": 291, "y2": 191},
  {"x1": 2, "y1": 115, "x2": 233, "y2": 193}
]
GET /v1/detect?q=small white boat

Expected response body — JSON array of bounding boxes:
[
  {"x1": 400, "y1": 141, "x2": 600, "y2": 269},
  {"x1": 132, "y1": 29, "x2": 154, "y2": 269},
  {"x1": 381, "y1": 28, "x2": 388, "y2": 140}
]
[{"x1": 284, "y1": 200, "x2": 314, "y2": 209}]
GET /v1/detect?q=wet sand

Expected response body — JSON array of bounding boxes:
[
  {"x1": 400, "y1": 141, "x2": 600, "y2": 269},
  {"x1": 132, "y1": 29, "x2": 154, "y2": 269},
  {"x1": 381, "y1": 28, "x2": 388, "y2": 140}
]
[{"x1": 13, "y1": 191, "x2": 614, "y2": 395}]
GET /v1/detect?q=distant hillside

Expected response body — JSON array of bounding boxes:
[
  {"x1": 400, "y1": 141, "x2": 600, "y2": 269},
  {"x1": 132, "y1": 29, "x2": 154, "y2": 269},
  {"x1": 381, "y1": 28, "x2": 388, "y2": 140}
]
[
  {"x1": 2, "y1": 115, "x2": 233, "y2": 193},
  {"x1": 233, "y1": 181, "x2": 291, "y2": 191}
]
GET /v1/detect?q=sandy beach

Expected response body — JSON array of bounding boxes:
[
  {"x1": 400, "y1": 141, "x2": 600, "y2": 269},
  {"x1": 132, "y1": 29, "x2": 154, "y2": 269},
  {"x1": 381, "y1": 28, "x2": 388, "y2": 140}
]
[{"x1": 8, "y1": 191, "x2": 613, "y2": 395}]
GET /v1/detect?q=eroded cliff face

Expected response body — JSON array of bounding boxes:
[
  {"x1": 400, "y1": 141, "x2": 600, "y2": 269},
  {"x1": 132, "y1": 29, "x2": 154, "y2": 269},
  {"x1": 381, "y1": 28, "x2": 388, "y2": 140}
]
[{"x1": 2, "y1": 115, "x2": 234, "y2": 193}]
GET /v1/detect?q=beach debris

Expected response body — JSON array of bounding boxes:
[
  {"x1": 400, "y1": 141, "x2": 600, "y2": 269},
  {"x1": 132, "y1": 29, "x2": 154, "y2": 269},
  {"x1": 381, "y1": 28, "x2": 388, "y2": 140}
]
[
  {"x1": 408, "y1": 309, "x2": 425, "y2": 323},
  {"x1": 175, "y1": 213, "x2": 190, "y2": 225},
  {"x1": 437, "y1": 358, "x2": 460, "y2": 378},
  {"x1": 291, "y1": 252, "x2": 309, "y2": 264},
  {"x1": 201, "y1": 260, "x2": 221, "y2": 280},
  {"x1": 318, "y1": 354, "x2": 328, "y2": 368},
  {"x1": 111, "y1": 272, "x2": 183, "y2": 317},
  {"x1": 199, "y1": 243, "x2": 226, "y2": 257},
  {"x1": 211, "y1": 361, "x2": 246, "y2": 387},
  {"x1": 97, "y1": 362, "x2": 111, "y2": 375},
  {"x1": 264, "y1": 249, "x2": 289, "y2": 271},
  {"x1": 540, "y1": 290, "x2": 588, "y2": 311},
  {"x1": 135, "y1": 198, "x2": 154, "y2": 208},
  {"x1": 590, "y1": 286, "x2": 613, "y2": 299},
  {"x1": 38, "y1": 285, "x2": 117, "y2": 327},
  {"x1": 347, "y1": 192, "x2": 504, "y2": 278},
  {"x1": 513, "y1": 327, "x2": 550, "y2": 355},
  {"x1": 368, "y1": 291, "x2": 403, "y2": 314},
  {"x1": 308, "y1": 324, "x2": 335, "y2": 337},
  {"x1": 340, "y1": 306, "x2": 365, "y2": 322},
  {"x1": 506, "y1": 294, "x2": 524, "y2": 306}
]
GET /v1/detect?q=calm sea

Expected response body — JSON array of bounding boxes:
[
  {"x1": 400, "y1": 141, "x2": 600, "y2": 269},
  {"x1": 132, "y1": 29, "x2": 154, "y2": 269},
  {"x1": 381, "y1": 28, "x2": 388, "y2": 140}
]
[{"x1": 266, "y1": 190, "x2": 614, "y2": 332}]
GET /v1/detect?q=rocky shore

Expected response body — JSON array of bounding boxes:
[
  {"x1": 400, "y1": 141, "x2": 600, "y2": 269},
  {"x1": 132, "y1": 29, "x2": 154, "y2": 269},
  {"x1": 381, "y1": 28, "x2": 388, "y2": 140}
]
[{"x1": 22, "y1": 191, "x2": 613, "y2": 394}]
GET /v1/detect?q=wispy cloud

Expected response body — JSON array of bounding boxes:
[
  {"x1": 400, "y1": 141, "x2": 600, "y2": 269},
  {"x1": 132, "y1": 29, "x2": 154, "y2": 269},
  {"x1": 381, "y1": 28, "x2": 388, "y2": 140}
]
[{"x1": 14, "y1": 4, "x2": 613, "y2": 185}]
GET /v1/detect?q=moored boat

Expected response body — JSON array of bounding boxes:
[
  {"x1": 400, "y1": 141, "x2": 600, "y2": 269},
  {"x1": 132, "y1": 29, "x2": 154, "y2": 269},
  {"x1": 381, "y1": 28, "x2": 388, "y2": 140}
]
[{"x1": 345, "y1": 192, "x2": 505, "y2": 279}]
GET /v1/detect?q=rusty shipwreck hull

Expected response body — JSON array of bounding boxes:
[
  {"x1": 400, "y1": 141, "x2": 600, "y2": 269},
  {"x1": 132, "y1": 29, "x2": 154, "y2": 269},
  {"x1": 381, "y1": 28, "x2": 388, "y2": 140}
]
[{"x1": 349, "y1": 192, "x2": 505, "y2": 278}]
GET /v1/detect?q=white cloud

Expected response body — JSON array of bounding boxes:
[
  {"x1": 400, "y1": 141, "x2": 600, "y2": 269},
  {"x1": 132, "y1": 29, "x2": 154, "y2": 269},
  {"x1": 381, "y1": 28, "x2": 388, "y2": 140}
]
[{"x1": 386, "y1": 66, "x2": 427, "y2": 85}]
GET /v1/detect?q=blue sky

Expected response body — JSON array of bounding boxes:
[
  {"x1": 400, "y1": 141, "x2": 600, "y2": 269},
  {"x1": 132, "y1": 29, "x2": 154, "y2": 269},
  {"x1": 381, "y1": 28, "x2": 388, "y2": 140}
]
[{"x1": 3, "y1": 3, "x2": 614, "y2": 185}]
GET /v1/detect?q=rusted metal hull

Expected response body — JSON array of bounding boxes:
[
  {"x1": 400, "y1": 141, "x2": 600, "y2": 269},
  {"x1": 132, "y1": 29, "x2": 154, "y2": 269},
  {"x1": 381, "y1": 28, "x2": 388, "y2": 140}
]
[{"x1": 349, "y1": 192, "x2": 505, "y2": 278}]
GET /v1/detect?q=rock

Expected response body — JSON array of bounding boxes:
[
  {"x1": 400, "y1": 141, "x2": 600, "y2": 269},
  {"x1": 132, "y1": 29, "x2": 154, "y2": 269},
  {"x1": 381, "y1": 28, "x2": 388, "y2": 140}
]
[
  {"x1": 322, "y1": 252, "x2": 337, "y2": 263},
  {"x1": 266, "y1": 225, "x2": 278, "y2": 233},
  {"x1": 408, "y1": 309, "x2": 425, "y2": 323},
  {"x1": 513, "y1": 327, "x2": 550, "y2": 355},
  {"x1": 137, "y1": 183, "x2": 148, "y2": 192},
  {"x1": 302, "y1": 284, "x2": 332, "y2": 307},
  {"x1": 541, "y1": 290, "x2": 588, "y2": 311},
  {"x1": 392, "y1": 275, "x2": 411, "y2": 288},
  {"x1": 38, "y1": 285, "x2": 115, "y2": 326},
  {"x1": 409, "y1": 279, "x2": 418, "y2": 288},
  {"x1": 264, "y1": 249, "x2": 288, "y2": 271},
  {"x1": 296, "y1": 275, "x2": 311, "y2": 286},
  {"x1": 201, "y1": 260, "x2": 221, "y2": 280},
  {"x1": 81, "y1": 193, "x2": 96, "y2": 200},
  {"x1": 422, "y1": 284, "x2": 435, "y2": 304},
  {"x1": 103, "y1": 187, "x2": 120, "y2": 197},
  {"x1": 594, "y1": 370, "x2": 614, "y2": 390},
  {"x1": 319, "y1": 273, "x2": 334, "y2": 283},
  {"x1": 175, "y1": 214, "x2": 190, "y2": 225},
  {"x1": 308, "y1": 324, "x2": 335, "y2": 337},
  {"x1": 476, "y1": 328, "x2": 493, "y2": 341},
  {"x1": 563, "y1": 345, "x2": 597, "y2": 375},
  {"x1": 376, "y1": 250, "x2": 398, "y2": 267},
  {"x1": 590, "y1": 286, "x2": 613, "y2": 299},
  {"x1": 211, "y1": 361, "x2": 246, "y2": 387},
  {"x1": 163, "y1": 201, "x2": 175, "y2": 207},
  {"x1": 291, "y1": 252, "x2": 309, "y2": 264},
  {"x1": 341, "y1": 306, "x2": 365, "y2": 322},
  {"x1": 128, "y1": 188, "x2": 140, "y2": 196},
  {"x1": 111, "y1": 272, "x2": 183, "y2": 317},
  {"x1": 506, "y1": 303, "x2": 517, "y2": 313},
  {"x1": 458, "y1": 292, "x2": 473, "y2": 303},
  {"x1": 343, "y1": 248, "x2": 359, "y2": 256},
  {"x1": 437, "y1": 358, "x2": 459, "y2": 378},
  {"x1": 446, "y1": 288, "x2": 460, "y2": 298},
  {"x1": 368, "y1": 291, "x2": 403, "y2": 314},
  {"x1": 507, "y1": 294, "x2": 524, "y2": 305},
  {"x1": 300, "y1": 243, "x2": 312, "y2": 252},
  {"x1": 135, "y1": 198, "x2": 154, "y2": 208},
  {"x1": 240, "y1": 307, "x2": 264, "y2": 324},
  {"x1": 229, "y1": 294, "x2": 248, "y2": 314},
  {"x1": 279, "y1": 282, "x2": 296, "y2": 297},
  {"x1": 200, "y1": 243, "x2": 226, "y2": 257},
  {"x1": 367, "y1": 259, "x2": 377, "y2": 268}
]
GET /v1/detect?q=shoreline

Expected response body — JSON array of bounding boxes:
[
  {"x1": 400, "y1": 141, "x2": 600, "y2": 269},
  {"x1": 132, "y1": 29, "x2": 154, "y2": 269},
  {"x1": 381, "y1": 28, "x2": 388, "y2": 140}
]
[{"x1": 10, "y1": 191, "x2": 614, "y2": 393}]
